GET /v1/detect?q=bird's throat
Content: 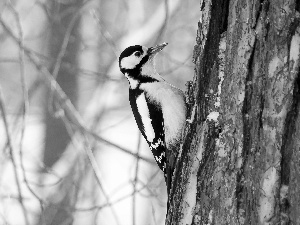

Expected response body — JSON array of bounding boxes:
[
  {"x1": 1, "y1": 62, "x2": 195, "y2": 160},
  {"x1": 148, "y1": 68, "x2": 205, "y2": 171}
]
[
  {"x1": 125, "y1": 73, "x2": 139, "y2": 89},
  {"x1": 141, "y1": 60, "x2": 157, "y2": 77}
]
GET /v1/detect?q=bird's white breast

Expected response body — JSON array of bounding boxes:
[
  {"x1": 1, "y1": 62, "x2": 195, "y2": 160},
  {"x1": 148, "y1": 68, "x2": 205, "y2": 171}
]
[{"x1": 140, "y1": 82, "x2": 186, "y2": 147}]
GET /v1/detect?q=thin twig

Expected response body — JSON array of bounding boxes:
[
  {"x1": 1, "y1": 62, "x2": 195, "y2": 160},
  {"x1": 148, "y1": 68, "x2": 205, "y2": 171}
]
[
  {"x1": 90, "y1": 9, "x2": 120, "y2": 57},
  {"x1": 75, "y1": 168, "x2": 162, "y2": 212},
  {"x1": 151, "y1": 202, "x2": 159, "y2": 225},
  {"x1": 8, "y1": 6, "x2": 47, "y2": 224},
  {"x1": 0, "y1": 88, "x2": 30, "y2": 225},
  {"x1": 132, "y1": 132, "x2": 142, "y2": 225},
  {"x1": 49, "y1": 8, "x2": 81, "y2": 114},
  {"x1": 87, "y1": 129, "x2": 155, "y2": 165}
]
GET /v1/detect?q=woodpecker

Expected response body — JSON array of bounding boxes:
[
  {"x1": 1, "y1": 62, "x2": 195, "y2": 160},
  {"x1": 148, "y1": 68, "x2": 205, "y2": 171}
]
[{"x1": 119, "y1": 43, "x2": 186, "y2": 195}]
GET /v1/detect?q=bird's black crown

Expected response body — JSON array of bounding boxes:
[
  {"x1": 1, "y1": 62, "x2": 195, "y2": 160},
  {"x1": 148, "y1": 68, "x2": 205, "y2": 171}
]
[{"x1": 119, "y1": 45, "x2": 144, "y2": 61}]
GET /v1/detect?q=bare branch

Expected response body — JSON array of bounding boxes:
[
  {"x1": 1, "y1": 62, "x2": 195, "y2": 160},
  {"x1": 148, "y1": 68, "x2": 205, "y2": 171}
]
[
  {"x1": 0, "y1": 88, "x2": 30, "y2": 225},
  {"x1": 90, "y1": 9, "x2": 120, "y2": 57},
  {"x1": 132, "y1": 132, "x2": 142, "y2": 225}
]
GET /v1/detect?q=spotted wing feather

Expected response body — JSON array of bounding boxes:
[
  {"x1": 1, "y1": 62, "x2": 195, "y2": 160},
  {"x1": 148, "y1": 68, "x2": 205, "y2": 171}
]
[{"x1": 129, "y1": 89, "x2": 167, "y2": 175}]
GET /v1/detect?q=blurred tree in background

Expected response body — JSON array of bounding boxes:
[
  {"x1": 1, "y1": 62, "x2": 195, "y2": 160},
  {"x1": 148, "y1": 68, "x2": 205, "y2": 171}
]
[{"x1": 0, "y1": 0, "x2": 197, "y2": 224}]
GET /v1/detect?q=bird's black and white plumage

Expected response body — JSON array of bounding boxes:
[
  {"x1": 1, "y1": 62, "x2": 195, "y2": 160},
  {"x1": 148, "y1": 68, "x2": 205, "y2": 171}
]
[{"x1": 119, "y1": 43, "x2": 186, "y2": 195}]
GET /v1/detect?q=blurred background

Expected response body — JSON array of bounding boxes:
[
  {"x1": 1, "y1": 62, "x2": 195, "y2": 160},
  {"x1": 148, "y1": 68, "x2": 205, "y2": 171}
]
[{"x1": 0, "y1": 0, "x2": 198, "y2": 224}]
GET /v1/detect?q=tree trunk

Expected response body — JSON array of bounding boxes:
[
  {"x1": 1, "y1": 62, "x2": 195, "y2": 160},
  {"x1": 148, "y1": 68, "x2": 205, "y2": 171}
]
[
  {"x1": 39, "y1": 1, "x2": 81, "y2": 224},
  {"x1": 43, "y1": 0, "x2": 80, "y2": 168},
  {"x1": 166, "y1": 0, "x2": 300, "y2": 224}
]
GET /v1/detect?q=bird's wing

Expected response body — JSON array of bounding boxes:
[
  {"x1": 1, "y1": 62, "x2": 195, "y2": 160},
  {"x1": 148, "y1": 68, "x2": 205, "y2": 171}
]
[{"x1": 129, "y1": 89, "x2": 166, "y2": 174}]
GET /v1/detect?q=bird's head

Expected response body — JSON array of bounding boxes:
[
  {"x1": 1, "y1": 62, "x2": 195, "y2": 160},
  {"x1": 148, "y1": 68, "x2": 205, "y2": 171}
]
[{"x1": 119, "y1": 43, "x2": 167, "y2": 81}]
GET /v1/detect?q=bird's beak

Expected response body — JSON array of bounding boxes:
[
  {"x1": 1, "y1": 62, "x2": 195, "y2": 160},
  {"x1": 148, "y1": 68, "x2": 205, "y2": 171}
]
[{"x1": 148, "y1": 43, "x2": 168, "y2": 56}]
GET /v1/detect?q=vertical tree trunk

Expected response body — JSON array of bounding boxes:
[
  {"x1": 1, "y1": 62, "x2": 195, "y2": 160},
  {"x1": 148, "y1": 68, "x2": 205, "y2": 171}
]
[
  {"x1": 167, "y1": 1, "x2": 300, "y2": 224},
  {"x1": 38, "y1": 1, "x2": 82, "y2": 224},
  {"x1": 43, "y1": 0, "x2": 80, "y2": 168}
]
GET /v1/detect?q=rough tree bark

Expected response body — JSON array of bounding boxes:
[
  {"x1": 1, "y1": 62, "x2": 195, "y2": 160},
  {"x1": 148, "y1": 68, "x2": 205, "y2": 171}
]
[{"x1": 166, "y1": 0, "x2": 300, "y2": 224}]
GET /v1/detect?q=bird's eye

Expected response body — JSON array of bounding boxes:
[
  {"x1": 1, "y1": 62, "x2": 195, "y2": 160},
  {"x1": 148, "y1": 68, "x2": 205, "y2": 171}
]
[{"x1": 134, "y1": 51, "x2": 141, "y2": 57}]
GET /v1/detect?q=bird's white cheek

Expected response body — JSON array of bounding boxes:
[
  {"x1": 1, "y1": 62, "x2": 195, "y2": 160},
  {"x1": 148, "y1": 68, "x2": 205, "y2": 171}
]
[
  {"x1": 136, "y1": 93, "x2": 155, "y2": 142},
  {"x1": 121, "y1": 56, "x2": 141, "y2": 69}
]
